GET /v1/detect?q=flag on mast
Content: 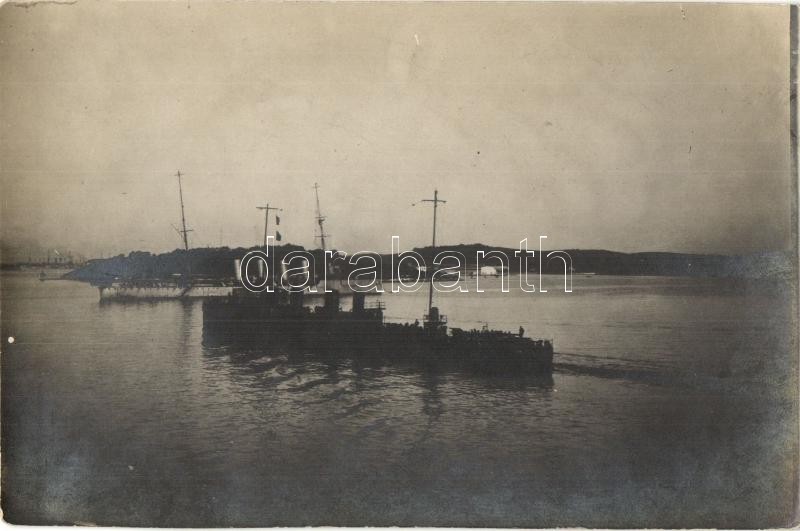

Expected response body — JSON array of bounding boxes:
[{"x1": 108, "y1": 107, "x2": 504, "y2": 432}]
[{"x1": 276, "y1": 215, "x2": 280, "y2": 225}]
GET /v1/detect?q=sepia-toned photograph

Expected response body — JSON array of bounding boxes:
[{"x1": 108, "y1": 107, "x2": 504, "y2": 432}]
[{"x1": 0, "y1": 1, "x2": 797, "y2": 527}]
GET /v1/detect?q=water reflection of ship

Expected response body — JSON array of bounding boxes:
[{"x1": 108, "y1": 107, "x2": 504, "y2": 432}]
[
  {"x1": 202, "y1": 341, "x2": 555, "y2": 391},
  {"x1": 203, "y1": 189, "x2": 554, "y2": 375}
]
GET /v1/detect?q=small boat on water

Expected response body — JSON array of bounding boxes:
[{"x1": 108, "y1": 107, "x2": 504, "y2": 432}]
[{"x1": 570, "y1": 266, "x2": 595, "y2": 277}]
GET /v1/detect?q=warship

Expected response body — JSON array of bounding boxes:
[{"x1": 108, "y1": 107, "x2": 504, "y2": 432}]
[{"x1": 202, "y1": 190, "x2": 554, "y2": 374}]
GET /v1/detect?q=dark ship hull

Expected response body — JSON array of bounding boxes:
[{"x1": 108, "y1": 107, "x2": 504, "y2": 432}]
[{"x1": 202, "y1": 289, "x2": 554, "y2": 374}]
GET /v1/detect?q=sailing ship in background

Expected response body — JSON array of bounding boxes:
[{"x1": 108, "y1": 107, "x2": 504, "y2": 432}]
[
  {"x1": 98, "y1": 170, "x2": 235, "y2": 301},
  {"x1": 97, "y1": 175, "x2": 381, "y2": 301}
]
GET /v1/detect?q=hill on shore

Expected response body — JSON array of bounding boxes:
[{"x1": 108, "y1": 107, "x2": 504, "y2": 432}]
[{"x1": 62, "y1": 243, "x2": 793, "y2": 284}]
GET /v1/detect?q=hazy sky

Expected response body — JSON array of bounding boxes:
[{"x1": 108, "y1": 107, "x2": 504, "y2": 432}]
[{"x1": 0, "y1": 2, "x2": 792, "y2": 258}]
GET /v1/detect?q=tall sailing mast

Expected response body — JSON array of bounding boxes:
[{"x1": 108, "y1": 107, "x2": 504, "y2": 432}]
[
  {"x1": 313, "y1": 182, "x2": 330, "y2": 251},
  {"x1": 419, "y1": 189, "x2": 446, "y2": 318},
  {"x1": 174, "y1": 170, "x2": 193, "y2": 250}
]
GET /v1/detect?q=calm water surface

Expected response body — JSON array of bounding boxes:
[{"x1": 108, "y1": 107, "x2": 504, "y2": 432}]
[{"x1": 1, "y1": 272, "x2": 796, "y2": 527}]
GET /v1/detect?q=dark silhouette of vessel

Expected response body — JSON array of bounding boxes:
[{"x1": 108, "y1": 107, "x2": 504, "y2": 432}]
[
  {"x1": 202, "y1": 288, "x2": 554, "y2": 374},
  {"x1": 202, "y1": 188, "x2": 553, "y2": 374}
]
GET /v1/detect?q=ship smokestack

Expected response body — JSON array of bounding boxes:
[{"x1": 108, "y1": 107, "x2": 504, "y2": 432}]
[{"x1": 352, "y1": 292, "x2": 366, "y2": 313}]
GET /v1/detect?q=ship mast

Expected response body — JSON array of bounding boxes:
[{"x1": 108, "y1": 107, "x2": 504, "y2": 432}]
[
  {"x1": 313, "y1": 182, "x2": 330, "y2": 251},
  {"x1": 419, "y1": 189, "x2": 446, "y2": 318},
  {"x1": 175, "y1": 170, "x2": 192, "y2": 250},
  {"x1": 256, "y1": 203, "x2": 282, "y2": 247}
]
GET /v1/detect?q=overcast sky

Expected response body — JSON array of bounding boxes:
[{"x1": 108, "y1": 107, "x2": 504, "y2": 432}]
[{"x1": 0, "y1": 2, "x2": 792, "y2": 258}]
